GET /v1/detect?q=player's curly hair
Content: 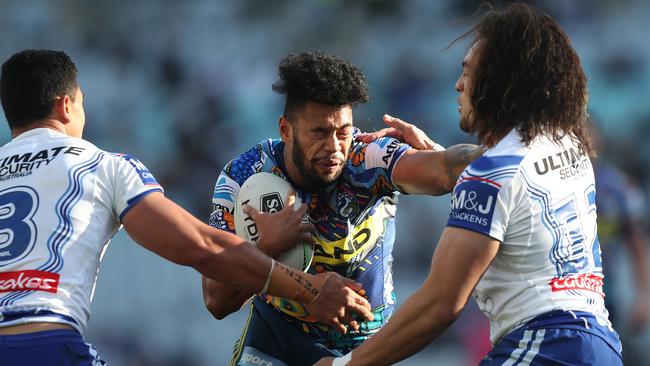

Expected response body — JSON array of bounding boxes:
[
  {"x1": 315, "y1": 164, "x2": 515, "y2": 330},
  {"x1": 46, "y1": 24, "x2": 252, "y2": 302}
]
[
  {"x1": 273, "y1": 51, "x2": 370, "y2": 121},
  {"x1": 454, "y1": 3, "x2": 593, "y2": 155}
]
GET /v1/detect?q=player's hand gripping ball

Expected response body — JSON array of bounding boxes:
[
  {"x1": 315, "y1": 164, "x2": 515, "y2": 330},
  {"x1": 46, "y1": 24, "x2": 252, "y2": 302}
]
[{"x1": 234, "y1": 172, "x2": 314, "y2": 271}]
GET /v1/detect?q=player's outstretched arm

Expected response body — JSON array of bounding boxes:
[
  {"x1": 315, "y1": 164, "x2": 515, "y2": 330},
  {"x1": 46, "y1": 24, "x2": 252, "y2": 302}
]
[
  {"x1": 358, "y1": 114, "x2": 485, "y2": 195},
  {"x1": 316, "y1": 228, "x2": 499, "y2": 366},
  {"x1": 392, "y1": 142, "x2": 486, "y2": 195},
  {"x1": 122, "y1": 191, "x2": 270, "y2": 293},
  {"x1": 122, "y1": 192, "x2": 373, "y2": 328}
]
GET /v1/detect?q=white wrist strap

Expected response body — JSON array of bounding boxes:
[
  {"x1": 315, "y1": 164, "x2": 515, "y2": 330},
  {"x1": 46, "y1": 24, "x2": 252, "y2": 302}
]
[
  {"x1": 332, "y1": 352, "x2": 352, "y2": 366},
  {"x1": 260, "y1": 258, "x2": 275, "y2": 294}
]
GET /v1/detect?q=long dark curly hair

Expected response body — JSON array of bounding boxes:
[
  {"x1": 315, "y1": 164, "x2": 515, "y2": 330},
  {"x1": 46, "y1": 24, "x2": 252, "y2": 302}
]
[
  {"x1": 272, "y1": 51, "x2": 370, "y2": 121},
  {"x1": 455, "y1": 3, "x2": 593, "y2": 155}
]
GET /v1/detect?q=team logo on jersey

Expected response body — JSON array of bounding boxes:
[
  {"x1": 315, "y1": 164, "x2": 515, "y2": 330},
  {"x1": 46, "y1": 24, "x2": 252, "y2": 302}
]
[
  {"x1": 337, "y1": 192, "x2": 358, "y2": 218},
  {"x1": 448, "y1": 179, "x2": 499, "y2": 234}
]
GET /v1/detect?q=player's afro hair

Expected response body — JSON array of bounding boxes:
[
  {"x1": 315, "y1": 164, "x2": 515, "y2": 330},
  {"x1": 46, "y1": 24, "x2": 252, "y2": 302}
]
[{"x1": 273, "y1": 51, "x2": 370, "y2": 120}]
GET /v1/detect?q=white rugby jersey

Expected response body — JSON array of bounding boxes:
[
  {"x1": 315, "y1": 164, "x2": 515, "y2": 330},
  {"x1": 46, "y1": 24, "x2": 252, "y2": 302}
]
[
  {"x1": 0, "y1": 128, "x2": 162, "y2": 335},
  {"x1": 447, "y1": 129, "x2": 611, "y2": 344}
]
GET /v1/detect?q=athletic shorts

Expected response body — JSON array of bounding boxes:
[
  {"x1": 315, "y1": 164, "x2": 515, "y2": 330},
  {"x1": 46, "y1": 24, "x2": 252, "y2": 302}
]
[
  {"x1": 0, "y1": 329, "x2": 106, "y2": 366},
  {"x1": 230, "y1": 297, "x2": 353, "y2": 366},
  {"x1": 480, "y1": 310, "x2": 622, "y2": 366}
]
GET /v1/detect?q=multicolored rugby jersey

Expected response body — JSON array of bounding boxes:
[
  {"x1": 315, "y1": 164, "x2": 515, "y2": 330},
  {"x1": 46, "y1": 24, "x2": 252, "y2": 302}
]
[
  {"x1": 209, "y1": 130, "x2": 410, "y2": 348},
  {"x1": 0, "y1": 128, "x2": 162, "y2": 335},
  {"x1": 447, "y1": 129, "x2": 616, "y2": 346}
]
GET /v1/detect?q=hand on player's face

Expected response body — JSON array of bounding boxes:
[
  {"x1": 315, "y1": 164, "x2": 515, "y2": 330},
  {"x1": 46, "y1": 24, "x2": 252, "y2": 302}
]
[
  {"x1": 242, "y1": 189, "x2": 315, "y2": 258},
  {"x1": 356, "y1": 114, "x2": 440, "y2": 151},
  {"x1": 307, "y1": 272, "x2": 373, "y2": 335}
]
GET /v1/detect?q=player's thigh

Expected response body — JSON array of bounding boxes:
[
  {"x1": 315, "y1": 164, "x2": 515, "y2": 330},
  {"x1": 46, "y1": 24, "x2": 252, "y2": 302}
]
[
  {"x1": 0, "y1": 329, "x2": 106, "y2": 366},
  {"x1": 232, "y1": 300, "x2": 343, "y2": 366},
  {"x1": 231, "y1": 302, "x2": 289, "y2": 366}
]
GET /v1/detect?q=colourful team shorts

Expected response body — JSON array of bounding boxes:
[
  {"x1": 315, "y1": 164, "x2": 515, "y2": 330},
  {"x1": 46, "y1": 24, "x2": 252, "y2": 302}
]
[{"x1": 231, "y1": 297, "x2": 350, "y2": 366}]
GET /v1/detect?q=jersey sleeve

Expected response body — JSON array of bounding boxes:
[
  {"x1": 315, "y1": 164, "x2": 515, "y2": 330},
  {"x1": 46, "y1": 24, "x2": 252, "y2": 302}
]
[
  {"x1": 108, "y1": 154, "x2": 163, "y2": 221},
  {"x1": 347, "y1": 136, "x2": 411, "y2": 194},
  {"x1": 446, "y1": 155, "x2": 523, "y2": 241}
]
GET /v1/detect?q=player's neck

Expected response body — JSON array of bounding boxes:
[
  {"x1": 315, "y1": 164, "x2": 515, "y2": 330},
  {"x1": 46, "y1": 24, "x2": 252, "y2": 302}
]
[{"x1": 12, "y1": 119, "x2": 68, "y2": 138}]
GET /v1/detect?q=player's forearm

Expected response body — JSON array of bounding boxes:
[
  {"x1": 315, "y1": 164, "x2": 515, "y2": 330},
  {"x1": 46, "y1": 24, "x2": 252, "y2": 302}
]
[
  {"x1": 347, "y1": 287, "x2": 456, "y2": 365},
  {"x1": 394, "y1": 144, "x2": 485, "y2": 196},
  {"x1": 266, "y1": 262, "x2": 321, "y2": 303}
]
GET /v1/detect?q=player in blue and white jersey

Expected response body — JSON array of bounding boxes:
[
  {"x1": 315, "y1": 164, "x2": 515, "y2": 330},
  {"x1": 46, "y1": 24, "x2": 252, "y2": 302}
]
[
  {"x1": 320, "y1": 3, "x2": 623, "y2": 365},
  {"x1": 202, "y1": 51, "x2": 484, "y2": 366},
  {"x1": 0, "y1": 49, "x2": 374, "y2": 366}
]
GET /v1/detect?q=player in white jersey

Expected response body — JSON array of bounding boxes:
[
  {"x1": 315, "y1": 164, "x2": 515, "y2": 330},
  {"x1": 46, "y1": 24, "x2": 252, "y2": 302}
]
[
  {"x1": 0, "y1": 49, "x2": 374, "y2": 366},
  {"x1": 319, "y1": 3, "x2": 623, "y2": 365}
]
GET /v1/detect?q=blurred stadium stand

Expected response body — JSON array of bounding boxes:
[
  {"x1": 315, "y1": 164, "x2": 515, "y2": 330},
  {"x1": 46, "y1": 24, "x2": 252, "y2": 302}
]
[{"x1": 1, "y1": 0, "x2": 649, "y2": 364}]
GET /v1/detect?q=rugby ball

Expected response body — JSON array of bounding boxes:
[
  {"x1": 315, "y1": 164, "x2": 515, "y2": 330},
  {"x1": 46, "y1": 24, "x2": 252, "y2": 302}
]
[{"x1": 234, "y1": 172, "x2": 314, "y2": 272}]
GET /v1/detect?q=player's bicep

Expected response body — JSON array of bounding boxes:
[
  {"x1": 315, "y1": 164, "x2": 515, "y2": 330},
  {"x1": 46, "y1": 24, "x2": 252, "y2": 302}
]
[
  {"x1": 122, "y1": 192, "x2": 207, "y2": 264},
  {"x1": 424, "y1": 227, "x2": 499, "y2": 315}
]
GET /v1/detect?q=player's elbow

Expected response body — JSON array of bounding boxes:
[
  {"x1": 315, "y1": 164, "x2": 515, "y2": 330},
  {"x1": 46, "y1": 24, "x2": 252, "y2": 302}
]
[
  {"x1": 204, "y1": 297, "x2": 236, "y2": 320},
  {"x1": 424, "y1": 300, "x2": 463, "y2": 330}
]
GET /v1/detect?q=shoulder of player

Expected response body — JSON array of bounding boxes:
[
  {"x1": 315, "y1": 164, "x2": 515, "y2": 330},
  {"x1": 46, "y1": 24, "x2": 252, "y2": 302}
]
[
  {"x1": 222, "y1": 139, "x2": 281, "y2": 185},
  {"x1": 460, "y1": 145, "x2": 526, "y2": 190}
]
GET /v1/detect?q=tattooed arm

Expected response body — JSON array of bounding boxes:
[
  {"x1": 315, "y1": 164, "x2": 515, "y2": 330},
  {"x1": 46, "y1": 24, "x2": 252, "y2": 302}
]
[
  {"x1": 392, "y1": 143, "x2": 486, "y2": 195},
  {"x1": 358, "y1": 114, "x2": 485, "y2": 195}
]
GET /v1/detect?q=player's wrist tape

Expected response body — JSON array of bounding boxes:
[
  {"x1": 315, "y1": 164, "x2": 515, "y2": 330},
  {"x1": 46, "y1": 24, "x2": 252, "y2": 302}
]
[
  {"x1": 261, "y1": 258, "x2": 275, "y2": 294},
  {"x1": 332, "y1": 352, "x2": 352, "y2": 366}
]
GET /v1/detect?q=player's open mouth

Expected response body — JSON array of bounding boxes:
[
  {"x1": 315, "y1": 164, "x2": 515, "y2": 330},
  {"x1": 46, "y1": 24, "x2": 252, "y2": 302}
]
[{"x1": 317, "y1": 159, "x2": 341, "y2": 172}]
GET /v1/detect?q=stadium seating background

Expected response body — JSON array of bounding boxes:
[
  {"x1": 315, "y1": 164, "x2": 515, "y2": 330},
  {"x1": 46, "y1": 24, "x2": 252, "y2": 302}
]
[{"x1": 1, "y1": 0, "x2": 649, "y2": 364}]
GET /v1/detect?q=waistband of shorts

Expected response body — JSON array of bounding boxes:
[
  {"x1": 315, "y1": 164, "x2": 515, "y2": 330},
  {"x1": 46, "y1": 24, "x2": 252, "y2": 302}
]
[
  {"x1": 0, "y1": 328, "x2": 81, "y2": 343},
  {"x1": 521, "y1": 309, "x2": 621, "y2": 356}
]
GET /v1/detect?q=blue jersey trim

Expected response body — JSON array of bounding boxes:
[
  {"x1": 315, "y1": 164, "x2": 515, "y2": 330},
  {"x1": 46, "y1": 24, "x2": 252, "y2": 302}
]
[
  {"x1": 119, "y1": 188, "x2": 164, "y2": 222},
  {"x1": 471, "y1": 155, "x2": 524, "y2": 172}
]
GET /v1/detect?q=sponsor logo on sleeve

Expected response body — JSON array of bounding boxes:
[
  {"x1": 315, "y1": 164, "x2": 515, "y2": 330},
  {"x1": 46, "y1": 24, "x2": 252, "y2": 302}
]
[
  {"x1": 0, "y1": 270, "x2": 59, "y2": 293},
  {"x1": 447, "y1": 179, "x2": 498, "y2": 234},
  {"x1": 381, "y1": 140, "x2": 401, "y2": 166},
  {"x1": 121, "y1": 155, "x2": 159, "y2": 186}
]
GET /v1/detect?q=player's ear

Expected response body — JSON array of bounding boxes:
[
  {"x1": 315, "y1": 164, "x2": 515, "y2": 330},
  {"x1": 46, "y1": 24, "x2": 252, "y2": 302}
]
[
  {"x1": 50, "y1": 94, "x2": 72, "y2": 123},
  {"x1": 279, "y1": 116, "x2": 292, "y2": 143}
]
